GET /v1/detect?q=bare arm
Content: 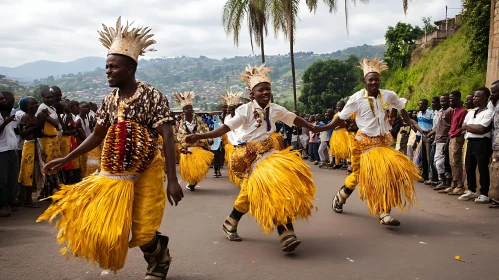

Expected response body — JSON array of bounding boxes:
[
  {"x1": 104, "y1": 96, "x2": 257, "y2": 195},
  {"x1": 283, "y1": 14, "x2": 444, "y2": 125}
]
[
  {"x1": 463, "y1": 124, "x2": 492, "y2": 135},
  {"x1": 316, "y1": 115, "x2": 343, "y2": 133},
  {"x1": 157, "y1": 122, "x2": 184, "y2": 206},
  {"x1": 185, "y1": 125, "x2": 231, "y2": 143},
  {"x1": 293, "y1": 116, "x2": 314, "y2": 130},
  {"x1": 400, "y1": 109, "x2": 425, "y2": 134}
]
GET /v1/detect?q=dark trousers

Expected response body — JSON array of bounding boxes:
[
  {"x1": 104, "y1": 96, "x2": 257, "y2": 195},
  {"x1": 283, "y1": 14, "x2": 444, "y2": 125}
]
[
  {"x1": 419, "y1": 136, "x2": 431, "y2": 180},
  {"x1": 309, "y1": 142, "x2": 319, "y2": 161},
  {"x1": 0, "y1": 150, "x2": 19, "y2": 207},
  {"x1": 465, "y1": 138, "x2": 492, "y2": 196}
]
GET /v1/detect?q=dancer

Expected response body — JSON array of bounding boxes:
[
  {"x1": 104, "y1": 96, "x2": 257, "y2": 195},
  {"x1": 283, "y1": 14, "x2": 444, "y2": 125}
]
[
  {"x1": 185, "y1": 64, "x2": 316, "y2": 252},
  {"x1": 174, "y1": 91, "x2": 214, "y2": 191},
  {"x1": 38, "y1": 17, "x2": 183, "y2": 279},
  {"x1": 221, "y1": 91, "x2": 243, "y2": 187},
  {"x1": 211, "y1": 115, "x2": 224, "y2": 178},
  {"x1": 316, "y1": 57, "x2": 423, "y2": 226},
  {"x1": 329, "y1": 101, "x2": 350, "y2": 170}
]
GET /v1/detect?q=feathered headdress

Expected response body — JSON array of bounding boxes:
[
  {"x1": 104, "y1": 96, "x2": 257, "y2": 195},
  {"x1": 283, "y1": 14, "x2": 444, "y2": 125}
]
[
  {"x1": 98, "y1": 16, "x2": 156, "y2": 63},
  {"x1": 221, "y1": 90, "x2": 243, "y2": 106},
  {"x1": 358, "y1": 57, "x2": 388, "y2": 77},
  {"x1": 173, "y1": 91, "x2": 195, "y2": 109},
  {"x1": 239, "y1": 63, "x2": 272, "y2": 91}
]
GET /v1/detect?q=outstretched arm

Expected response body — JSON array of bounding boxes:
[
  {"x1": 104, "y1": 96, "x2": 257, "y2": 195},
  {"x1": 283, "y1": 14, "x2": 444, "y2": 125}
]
[
  {"x1": 400, "y1": 109, "x2": 424, "y2": 134},
  {"x1": 185, "y1": 125, "x2": 230, "y2": 143},
  {"x1": 293, "y1": 116, "x2": 314, "y2": 130},
  {"x1": 315, "y1": 115, "x2": 343, "y2": 133}
]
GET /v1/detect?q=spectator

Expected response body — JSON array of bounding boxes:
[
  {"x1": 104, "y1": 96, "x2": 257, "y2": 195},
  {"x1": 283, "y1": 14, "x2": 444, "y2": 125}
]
[
  {"x1": 459, "y1": 88, "x2": 494, "y2": 204},
  {"x1": 430, "y1": 94, "x2": 453, "y2": 191},
  {"x1": 489, "y1": 81, "x2": 499, "y2": 162},
  {"x1": 317, "y1": 113, "x2": 330, "y2": 168},
  {"x1": 416, "y1": 99, "x2": 434, "y2": 184},
  {"x1": 0, "y1": 92, "x2": 20, "y2": 217},
  {"x1": 443, "y1": 91, "x2": 468, "y2": 195},
  {"x1": 308, "y1": 115, "x2": 319, "y2": 163},
  {"x1": 429, "y1": 97, "x2": 442, "y2": 186}
]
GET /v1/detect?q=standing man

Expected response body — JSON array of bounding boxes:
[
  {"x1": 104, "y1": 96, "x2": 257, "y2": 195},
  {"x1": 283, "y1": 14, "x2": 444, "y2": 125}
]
[
  {"x1": 429, "y1": 94, "x2": 453, "y2": 191},
  {"x1": 489, "y1": 81, "x2": 499, "y2": 162},
  {"x1": 443, "y1": 91, "x2": 468, "y2": 195},
  {"x1": 458, "y1": 88, "x2": 494, "y2": 204},
  {"x1": 316, "y1": 57, "x2": 423, "y2": 226},
  {"x1": 0, "y1": 92, "x2": 20, "y2": 217},
  {"x1": 429, "y1": 96, "x2": 442, "y2": 185},
  {"x1": 38, "y1": 17, "x2": 183, "y2": 279},
  {"x1": 416, "y1": 99, "x2": 434, "y2": 184}
]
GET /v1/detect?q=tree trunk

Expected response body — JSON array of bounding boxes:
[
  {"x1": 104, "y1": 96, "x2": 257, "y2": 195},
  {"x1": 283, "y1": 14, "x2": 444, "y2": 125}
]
[
  {"x1": 260, "y1": 31, "x2": 265, "y2": 64},
  {"x1": 289, "y1": 3, "x2": 297, "y2": 112}
]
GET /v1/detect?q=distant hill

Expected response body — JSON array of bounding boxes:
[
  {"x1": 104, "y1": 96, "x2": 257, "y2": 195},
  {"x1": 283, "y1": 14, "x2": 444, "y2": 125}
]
[
  {"x1": 0, "y1": 57, "x2": 106, "y2": 82},
  {"x1": 1, "y1": 44, "x2": 386, "y2": 110}
]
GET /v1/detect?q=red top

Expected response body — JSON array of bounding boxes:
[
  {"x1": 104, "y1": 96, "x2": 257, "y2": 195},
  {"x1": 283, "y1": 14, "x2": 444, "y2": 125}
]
[{"x1": 449, "y1": 107, "x2": 468, "y2": 138}]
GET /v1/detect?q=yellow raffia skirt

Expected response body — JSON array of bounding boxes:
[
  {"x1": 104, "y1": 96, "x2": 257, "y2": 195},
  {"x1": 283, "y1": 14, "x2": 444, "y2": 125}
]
[
  {"x1": 358, "y1": 147, "x2": 420, "y2": 215},
  {"x1": 37, "y1": 151, "x2": 165, "y2": 272},
  {"x1": 60, "y1": 136, "x2": 71, "y2": 158},
  {"x1": 269, "y1": 132, "x2": 284, "y2": 151},
  {"x1": 179, "y1": 147, "x2": 214, "y2": 185},
  {"x1": 18, "y1": 141, "x2": 35, "y2": 187},
  {"x1": 330, "y1": 128, "x2": 350, "y2": 159},
  {"x1": 224, "y1": 143, "x2": 242, "y2": 187},
  {"x1": 244, "y1": 148, "x2": 316, "y2": 234}
]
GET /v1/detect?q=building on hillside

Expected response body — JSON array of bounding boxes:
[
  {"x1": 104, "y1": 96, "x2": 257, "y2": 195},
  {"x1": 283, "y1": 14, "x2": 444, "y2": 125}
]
[{"x1": 415, "y1": 14, "x2": 462, "y2": 49}]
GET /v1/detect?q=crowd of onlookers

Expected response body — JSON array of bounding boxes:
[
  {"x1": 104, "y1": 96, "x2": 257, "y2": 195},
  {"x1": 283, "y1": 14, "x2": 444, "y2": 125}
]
[{"x1": 0, "y1": 87, "x2": 98, "y2": 217}]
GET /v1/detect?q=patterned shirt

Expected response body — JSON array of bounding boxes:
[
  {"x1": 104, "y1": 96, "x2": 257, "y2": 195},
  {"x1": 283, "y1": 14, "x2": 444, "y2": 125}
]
[
  {"x1": 176, "y1": 115, "x2": 210, "y2": 149},
  {"x1": 417, "y1": 107, "x2": 434, "y2": 136},
  {"x1": 96, "y1": 81, "x2": 173, "y2": 137}
]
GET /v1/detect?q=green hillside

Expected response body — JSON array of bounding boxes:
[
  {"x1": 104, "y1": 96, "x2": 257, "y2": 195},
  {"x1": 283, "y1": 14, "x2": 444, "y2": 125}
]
[{"x1": 382, "y1": 28, "x2": 486, "y2": 109}]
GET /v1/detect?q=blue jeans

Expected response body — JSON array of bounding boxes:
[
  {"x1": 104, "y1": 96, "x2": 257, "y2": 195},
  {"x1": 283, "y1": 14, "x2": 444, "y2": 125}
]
[
  {"x1": 291, "y1": 141, "x2": 298, "y2": 151},
  {"x1": 309, "y1": 142, "x2": 319, "y2": 161}
]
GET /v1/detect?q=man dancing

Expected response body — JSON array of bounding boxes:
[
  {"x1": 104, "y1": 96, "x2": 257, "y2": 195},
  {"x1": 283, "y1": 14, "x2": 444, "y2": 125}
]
[
  {"x1": 38, "y1": 17, "x2": 183, "y2": 280},
  {"x1": 316, "y1": 57, "x2": 422, "y2": 226}
]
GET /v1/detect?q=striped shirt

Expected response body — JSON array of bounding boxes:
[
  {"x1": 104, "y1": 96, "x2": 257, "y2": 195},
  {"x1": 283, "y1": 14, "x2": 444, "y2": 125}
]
[{"x1": 417, "y1": 108, "x2": 434, "y2": 136}]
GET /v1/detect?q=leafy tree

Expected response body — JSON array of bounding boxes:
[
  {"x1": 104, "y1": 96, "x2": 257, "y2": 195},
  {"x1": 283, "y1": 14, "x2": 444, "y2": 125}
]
[
  {"x1": 299, "y1": 55, "x2": 362, "y2": 113},
  {"x1": 384, "y1": 22, "x2": 424, "y2": 68},
  {"x1": 421, "y1": 16, "x2": 437, "y2": 34},
  {"x1": 462, "y1": 0, "x2": 490, "y2": 66}
]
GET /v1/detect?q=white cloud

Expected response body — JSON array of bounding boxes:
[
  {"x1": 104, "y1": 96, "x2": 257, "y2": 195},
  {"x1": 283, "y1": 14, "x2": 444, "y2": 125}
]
[{"x1": 0, "y1": 0, "x2": 462, "y2": 67}]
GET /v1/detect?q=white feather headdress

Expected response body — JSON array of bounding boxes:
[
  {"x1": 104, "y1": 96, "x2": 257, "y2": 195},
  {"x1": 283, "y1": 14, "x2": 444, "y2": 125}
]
[
  {"x1": 98, "y1": 16, "x2": 156, "y2": 63},
  {"x1": 173, "y1": 91, "x2": 195, "y2": 108},
  {"x1": 358, "y1": 57, "x2": 388, "y2": 77},
  {"x1": 221, "y1": 90, "x2": 243, "y2": 106},
  {"x1": 239, "y1": 63, "x2": 272, "y2": 91}
]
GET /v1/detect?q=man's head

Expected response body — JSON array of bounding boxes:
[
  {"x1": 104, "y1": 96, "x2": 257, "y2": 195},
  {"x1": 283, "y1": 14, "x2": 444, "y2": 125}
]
[
  {"x1": 182, "y1": 105, "x2": 194, "y2": 117},
  {"x1": 250, "y1": 82, "x2": 272, "y2": 107},
  {"x1": 465, "y1": 94, "x2": 475, "y2": 109},
  {"x1": 326, "y1": 108, "x2": 334, "y2": 118},
  {"x1": 50, "y1": 86, "x2": 62, "y2": 103},
  {"x1": 473, "y1": 87, "x2": 491, "y2": 108},
  {"x1": 440, "y1": 94, "x2": 450, "y2": 110},
  {"x1": 79, "y1": 102, "x2": 90, "y2": 116},
  {"x1": 69, "y1": 101, "x2": 80, "y2": 115},
  {"x1": 41, "y1": 88, "x2": 55, "y2": 106},
  {"x1": 105, "y1": 54, "x2": 138, "y2": 88},
  {"x1": 449, "y1": 91, "x2": 461, "y2": 108},
  {"x1": 315, "y1": 114, "x2": 323, "y2": 122},
  {"x1": 418, "y1": 99, "x2": 429, "y2": 112},
  {"x1": 54, "y1": 102, "x2": 65, "y2": 115},
  {"x1": 411, "y1": 110, "x2": 417, "y2": 120},
  {"x1": 491, "y1": 80, "x2": 499, "y2": 104},
  {"x1": 431, "y1": 96, "x2": 441, "y2": 110},
  {"x1": 222, "y1": 104, "x2": 228, "y2": 114},
  {"x1": 27, "y1": 98, "x2": 38, "y2": 114},
  {"x1": 0, "y1": 91, "x2": 14, "y2": 111},
  {"x1": 88, "y1": 102, "x2": 98, "y2": 113},
  {"x1": 336, "y1": 101, "x2": 346, "y2": 112},
  {"x1": 363, "y1": 72, "x2": 381, "y2": 94}
]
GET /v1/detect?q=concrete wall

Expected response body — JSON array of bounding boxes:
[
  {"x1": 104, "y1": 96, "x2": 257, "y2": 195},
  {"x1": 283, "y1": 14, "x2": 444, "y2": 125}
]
[{"x1": 486, "y1": 0, "x2": 499, "y2": 87}]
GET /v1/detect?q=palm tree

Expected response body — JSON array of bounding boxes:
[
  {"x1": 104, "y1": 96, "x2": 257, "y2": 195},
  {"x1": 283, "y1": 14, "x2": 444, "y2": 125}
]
[{"x1": 222, "y1": 0, "x2": 269, "y2": 63}]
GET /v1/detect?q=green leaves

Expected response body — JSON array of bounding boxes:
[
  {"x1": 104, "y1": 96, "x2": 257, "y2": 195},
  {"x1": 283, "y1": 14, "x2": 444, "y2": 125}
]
[{"x1": 384, "y1": 22, "x2": 424, "y2": 68}]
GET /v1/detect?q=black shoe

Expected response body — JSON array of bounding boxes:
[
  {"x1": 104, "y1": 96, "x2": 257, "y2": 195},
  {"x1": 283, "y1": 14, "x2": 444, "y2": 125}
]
[{"x1": 280, "y1": 235, "x2": 301, "y2": 252}]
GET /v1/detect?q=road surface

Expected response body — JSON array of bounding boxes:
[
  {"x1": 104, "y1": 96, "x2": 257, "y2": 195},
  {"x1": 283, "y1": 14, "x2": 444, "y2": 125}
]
[{"x1": 1, "y1": 164, "x2": 498, "y2": 280}]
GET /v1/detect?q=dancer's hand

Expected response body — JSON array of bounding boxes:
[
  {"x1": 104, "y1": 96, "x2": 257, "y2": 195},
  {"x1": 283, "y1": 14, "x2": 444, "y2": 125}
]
[
  {"x1": 43, "y1": 157, "x2": 70, "y2": 174},
  {"x1": 185, "y1": 134, "x2": 198, "y2": 143},
  {"x1": 166, "y1": 180, "x2": 184, "y2": 206}
]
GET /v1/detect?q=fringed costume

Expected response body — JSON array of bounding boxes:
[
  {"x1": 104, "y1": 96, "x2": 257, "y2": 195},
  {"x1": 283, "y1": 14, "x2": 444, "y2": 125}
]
[
  {"x1": 38, "y1": 17, "x2": 175, "y2": 279},
  {"x1": 174, "y1": 92, "x2": 214, "y2": 190},
  {"x1": 331, "y1": 57, "x2": 420, "y2": 226},
  {"x1": 221, "y1": 91, "x2": 244, "y2": 187},
  {"x1": 221, "y1": 64, "x2": 316, "y2": 252}
]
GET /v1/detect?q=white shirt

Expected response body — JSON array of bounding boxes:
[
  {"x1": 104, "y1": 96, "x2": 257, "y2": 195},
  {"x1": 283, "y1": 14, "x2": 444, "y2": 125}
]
[
  {"x1": 338, "y1": 89, "x2": 406, "y2": 137},
  {"x1": 36, "y1": 103, "x2": 61, "y2": 131},
  {"x1": 225, "y1": 114, "x2": 240, "y2": 145},
  {"x1": 463, "y1": 106, "x2": 494, "y2": 139},
  {"x1": 14, "y1": 110, "x2": 25, "y2": 150},
  {"x1": 225, "y1": 100, "x2": 296, "y2": 143},
  {"x1": 0, "y1": 114, "x2": 19, "y2": 152}
]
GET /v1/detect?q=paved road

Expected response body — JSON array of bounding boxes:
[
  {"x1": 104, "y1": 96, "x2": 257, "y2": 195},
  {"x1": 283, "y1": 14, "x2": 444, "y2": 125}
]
[{"x1": 1, "y1": 164, "x2": 499, "y2": 280}]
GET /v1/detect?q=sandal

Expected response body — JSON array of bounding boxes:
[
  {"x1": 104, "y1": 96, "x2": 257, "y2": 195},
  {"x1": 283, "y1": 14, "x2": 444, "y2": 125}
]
[{"x1": 379, "y1": 214, "x2": 401, "y2": 226}]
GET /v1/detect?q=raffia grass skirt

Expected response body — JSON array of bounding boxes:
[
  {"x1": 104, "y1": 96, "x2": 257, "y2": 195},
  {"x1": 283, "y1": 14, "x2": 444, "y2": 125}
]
[
  {"x1": 179, "y1": 147, "x2": 214, "y2": 185},
  {"x1": 224, "y1": 143, "x2": 242, "y2": 187},
  {"x1": 330, "y1": 128, "x2": 350, "y2": 159}
]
